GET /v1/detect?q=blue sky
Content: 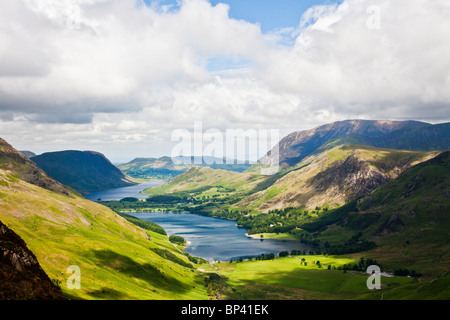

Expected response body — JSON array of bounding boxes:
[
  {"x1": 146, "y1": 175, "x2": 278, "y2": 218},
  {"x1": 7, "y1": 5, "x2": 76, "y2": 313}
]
[
  {"x1": 147, "y1": 0, "x2": 338, "y2": 33},
  {"x1": 145, "y1": 0, "x2": 341, "y2": 73}
]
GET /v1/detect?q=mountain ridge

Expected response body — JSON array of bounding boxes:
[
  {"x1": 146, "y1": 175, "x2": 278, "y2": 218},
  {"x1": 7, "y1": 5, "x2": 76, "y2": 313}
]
[{"x1": 257, "y1": 120, "x2": 449, "y2": 170}]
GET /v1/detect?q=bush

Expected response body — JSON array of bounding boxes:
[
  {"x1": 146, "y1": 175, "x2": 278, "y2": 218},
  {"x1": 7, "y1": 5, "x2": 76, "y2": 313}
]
[
  {"x1": 117, "y1": 212, "x2": 167, "y2": 235},
  {"x1": 169, "y1": 235, "x2": 186, "y2": 245},
  {"x1": 120, "y1": 197, "x2": 139, "y2": 202}
]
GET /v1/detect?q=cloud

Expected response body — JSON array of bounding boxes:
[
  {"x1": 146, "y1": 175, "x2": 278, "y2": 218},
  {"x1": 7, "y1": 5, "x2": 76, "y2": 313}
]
[
  {"x1": 0, "y1": 0, "x2": 449, "y2": 160},
  {"x1": 0, "y1": 0, "x2": 269, "y2": 120},
  {"x1": 261, "y1": 0, "x2": 450, "y2": 120}
]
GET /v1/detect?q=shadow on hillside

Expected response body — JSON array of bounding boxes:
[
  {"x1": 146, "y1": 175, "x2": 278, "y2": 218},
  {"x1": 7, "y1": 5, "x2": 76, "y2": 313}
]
[
  {"x1": 86, "y1": 287, "x2": 131, "y2": 300},
  {"x1": 88, "y1": 249, "x2": 194, "y2": 297}
]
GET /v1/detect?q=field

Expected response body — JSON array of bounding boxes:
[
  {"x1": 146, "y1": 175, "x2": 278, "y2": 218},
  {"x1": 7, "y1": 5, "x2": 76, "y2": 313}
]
[{"x1": 216, "y1": 255, "x2": 449, "y2": 300}]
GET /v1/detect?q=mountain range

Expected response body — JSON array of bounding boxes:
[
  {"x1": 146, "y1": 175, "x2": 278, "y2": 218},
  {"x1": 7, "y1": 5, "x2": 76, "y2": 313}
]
[
  {"x1": 118, "y1": 156, "x2": 252, "y2": 182},
  {"x1": 147, "y1": 120, "x2": 449, "y2": 214}
]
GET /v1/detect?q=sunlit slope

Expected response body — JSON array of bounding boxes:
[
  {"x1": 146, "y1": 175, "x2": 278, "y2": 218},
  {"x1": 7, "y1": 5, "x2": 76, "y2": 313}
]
[
  {"x1": 144, "y1": 166, "x2": 271, "y2": 198},
  {"x1": 238, "y1": 145, "x2": 439, "y2": 212},
  {"x1": 0, "y1": 169, "x2": 208, "y2": 300}
]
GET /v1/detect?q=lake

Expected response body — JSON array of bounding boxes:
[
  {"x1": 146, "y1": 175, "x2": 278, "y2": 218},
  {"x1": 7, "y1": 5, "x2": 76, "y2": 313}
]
[
  {"x1": 84, "y1": 181, "x2": 165, "y2": 201},
  {"x1": 130, "y1": 212, "x2": 316, "y2": 262}
]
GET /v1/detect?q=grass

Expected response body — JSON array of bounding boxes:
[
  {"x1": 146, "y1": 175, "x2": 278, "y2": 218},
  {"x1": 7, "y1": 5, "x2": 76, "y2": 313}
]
[
  {"x1": 216, "y1": 255, "x2": 448, "y2": 300},
  {"x1": 249, "y1": 233, "x2": 298, "y2": 240},
  {"x1": 0, "y1": 168, "x2": 210, "y2": 300}
]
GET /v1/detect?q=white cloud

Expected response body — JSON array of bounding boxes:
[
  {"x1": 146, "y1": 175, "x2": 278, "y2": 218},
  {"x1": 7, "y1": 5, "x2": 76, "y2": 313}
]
[{"x1": 0, "y1": 0, "x2": 449, "y2": 161}]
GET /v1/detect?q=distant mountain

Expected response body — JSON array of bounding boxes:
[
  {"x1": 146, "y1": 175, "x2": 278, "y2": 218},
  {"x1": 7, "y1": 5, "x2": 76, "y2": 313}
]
[
  {"x1": 119, "y1": 156, "x2": 252, "y2": 181},
  {"x1": 19, "y1": 151, "x2": 36, "y2": 159},
  {"x1": 257, "y1": 120, "x2": 450, "y2": 169},
  {"x1": 31, "y1": 150, "x2": 136, "y2": 194},
  {"x1": 0, "y1": 138, "x2": 76, "y2": 197},
  {"x1": 0, "y1": 220, "x2": 66, "y2": 300}
]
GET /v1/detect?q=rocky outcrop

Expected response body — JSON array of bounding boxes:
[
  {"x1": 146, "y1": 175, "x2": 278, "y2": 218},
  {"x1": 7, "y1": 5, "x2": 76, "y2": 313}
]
[{"x1": 310, "y1": 155, "x2": 390, "y2": 201}]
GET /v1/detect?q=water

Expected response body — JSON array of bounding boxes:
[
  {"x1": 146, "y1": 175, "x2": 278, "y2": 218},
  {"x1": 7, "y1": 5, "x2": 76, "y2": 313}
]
[
  {"x1": 131, "y1": 212, "x2": 316, "y2": 262},
  {"x1": 84, "y1": 181, "x2": 165, "y2": 201}
]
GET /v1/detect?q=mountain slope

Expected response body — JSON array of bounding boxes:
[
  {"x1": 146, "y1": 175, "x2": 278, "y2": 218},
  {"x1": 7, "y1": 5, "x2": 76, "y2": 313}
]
[
  {"x1": 257, "y1": 120, "x2": 449, "y2": 170},
  {"x1": 31, "y1": 150, "x2": 136, "y2": 194},
  {"x1": 0, "y1": 138, "x2": 76, "y2": 197},
  {"x1": 0, "y1": 170, "x2": 208, "y2": 300},
  {"x1": 0, "y1": 220, "x2": 66, "y2": 300},
  {"x1": 304, "y1": 151, "x2": 450, "y2": 276},
  {"x1": 239, "y1": 145, "x2": 440, "y2": 212}
]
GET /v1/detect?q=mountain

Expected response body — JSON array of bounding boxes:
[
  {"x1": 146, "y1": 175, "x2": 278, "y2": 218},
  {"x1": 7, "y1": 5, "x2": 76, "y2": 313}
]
[
  {"x1": 303, "y1": 151, "x2": 450, "y2": 276},
  {"x1": 0, "y1": 139, "x2": 210, "y2": 300},
  {"x1": 119, "y1": 156, "x2": 252, "y2": 181},
  {"x1": 0, "y1": 220, "x2": 66, "y2": 300},
  {"x1": 31, "y1": 150, "x2": 136, "y2": 194},
  {"x1": 239, "y1": 145, "x2": 440, "y2": 212},
  {"x1": 257, "y1": 120, "x2": 450, "y2": 169},
  {"x1": 19, "y1": 151, "x2": 36, "y2": 159},
  {"x1": 0, "y1": 138, "x2": 76, "y2": 197}
]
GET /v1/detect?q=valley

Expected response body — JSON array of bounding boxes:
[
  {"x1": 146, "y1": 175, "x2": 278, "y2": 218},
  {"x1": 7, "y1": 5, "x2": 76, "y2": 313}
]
[{"x1": 1, "y1": 120, "x2": 449, "y2": 301}]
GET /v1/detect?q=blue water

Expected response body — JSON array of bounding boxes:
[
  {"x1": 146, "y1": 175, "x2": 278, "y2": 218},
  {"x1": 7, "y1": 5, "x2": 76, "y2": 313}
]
[
  {"x1": 130, "y1": 212, "x2": 315, "y2": 262},
  {"x1": 84, "y1": 181, "x2": 165, "y2": 201}
]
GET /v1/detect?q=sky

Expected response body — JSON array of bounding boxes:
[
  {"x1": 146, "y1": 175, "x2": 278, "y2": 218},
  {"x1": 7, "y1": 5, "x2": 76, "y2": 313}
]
[{"x1": 0, "y1": 0, "x2": 449, "y2": 163}]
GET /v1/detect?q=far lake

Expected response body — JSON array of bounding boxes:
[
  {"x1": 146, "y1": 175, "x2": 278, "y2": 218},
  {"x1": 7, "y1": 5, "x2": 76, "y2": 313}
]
[
  {"x1": 84, "y1": 181, "x2": 165, "y2": 201},
  {"x1": 130, "y1": 212, "x2": 316, "y2": 262}
]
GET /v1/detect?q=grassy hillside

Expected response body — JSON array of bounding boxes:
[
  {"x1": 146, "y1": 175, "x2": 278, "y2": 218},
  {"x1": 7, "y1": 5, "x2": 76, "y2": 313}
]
[
  {"x1": 144, "y1": 166, "x2": 271, "y2": 199},
  {"x1": 31, "y1": 150, "x2": 136, "y2": 194},
  {"x1": 304, "y1": 151, "x2": 450, "y2": 277},
  {"x1": 0, "y1": 167, "x2": 210, "y2": 300}
]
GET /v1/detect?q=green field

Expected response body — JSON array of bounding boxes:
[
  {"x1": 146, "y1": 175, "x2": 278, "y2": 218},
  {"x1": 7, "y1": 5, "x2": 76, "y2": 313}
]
[{"x1": 216, "y1": 255, "x2": 449, "y2": 300}]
